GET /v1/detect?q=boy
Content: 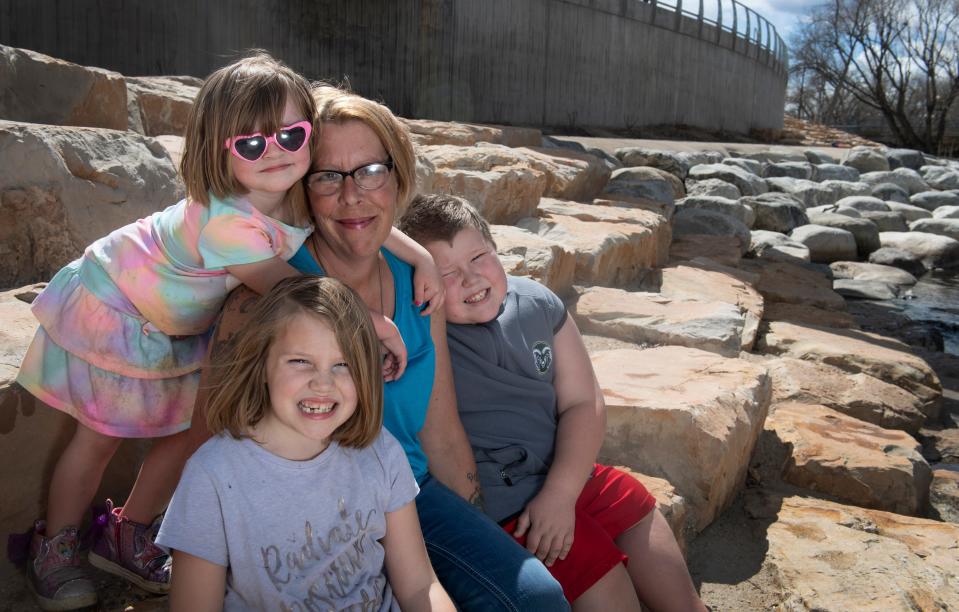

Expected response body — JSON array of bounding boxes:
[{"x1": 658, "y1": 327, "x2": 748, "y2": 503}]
[{"x1": 399, "y1": 194, "x2": 706, "y2": 611}]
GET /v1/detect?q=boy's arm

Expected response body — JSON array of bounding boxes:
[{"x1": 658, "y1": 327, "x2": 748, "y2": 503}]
[
  {"x1": 419, "y1": 307, "x2": 485, "y2": 509},
  {"x1": 169, "y1": 550, "x2": 226, "y2": 612},
  {"x1": 384, "y1": 226, "x2": 445, "y2": 315},
  {"x1": 514, "y1": 316, "x2": 605, "y2": 565},
  {"x1": 382, "y1": 502, "x2": 456, "y2": 612}
]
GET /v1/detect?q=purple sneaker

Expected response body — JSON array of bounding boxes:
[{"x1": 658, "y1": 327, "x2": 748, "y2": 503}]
[
  {"x1": 26, "y1": 521, "x2": 97, "y2": 611},
  {"x1": 87, "y1": 499, "x2": 170, "y2": 594}
]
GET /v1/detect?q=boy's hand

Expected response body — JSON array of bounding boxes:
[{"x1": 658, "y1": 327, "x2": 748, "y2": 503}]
[
  {"x1": 513, "y1": 488, "x2": 576, "y2": 567},
  {"x1": 412, "y1": 256, "x2": 445, "y2": 316},
  {"x1": 371, "y1": 312, "x2": 408, "y2": 381}
]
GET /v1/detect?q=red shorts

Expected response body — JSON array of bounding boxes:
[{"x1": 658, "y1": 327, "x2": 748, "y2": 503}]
[{"x1": 500, "y1": 464, "x2": 656, "y2": 603}]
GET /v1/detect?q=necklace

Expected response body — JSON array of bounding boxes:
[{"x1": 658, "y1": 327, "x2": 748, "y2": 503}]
[{"x1": 312, "y1": 234, "x2": 385, "y2": 314}]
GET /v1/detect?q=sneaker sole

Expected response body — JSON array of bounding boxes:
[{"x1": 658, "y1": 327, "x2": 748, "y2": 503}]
[
  {"x1": 26, "y1": 577, "x2": 97, "y2": 611},
  {"x1": 87, "y1": 551, "x2": 170, "y2": 594}
]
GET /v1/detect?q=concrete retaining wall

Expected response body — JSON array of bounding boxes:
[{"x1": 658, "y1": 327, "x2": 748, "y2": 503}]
[{"x1": 1, "y1": 0, "x2": 786, "y2": 132}]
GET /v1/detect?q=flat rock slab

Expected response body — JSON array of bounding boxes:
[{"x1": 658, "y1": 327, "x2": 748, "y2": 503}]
[
  {"x1": 640, "y1": 258, "x2": 763, "y2": 350},
  {"x1": 758, "y1": 321, "x2": 942, "y2": 419},
  {"x1": 593, "y1": 346, "x2": 771, "y2": 532},
  {"x1": 401, "y1": 118, "x2": 541, "y2": 147},
  {"x1": 761, "y1": 302, "x2": 858, "y2": 329},
  {"x1": 745, "y1": 490, "x2": 959, "y2": 611},
  {"x1": 491, "y1": 225, "x2": 576, "y2": 296},
  {"x1": 572, "y1": 286, "x2": 746, "y2": 357},
  {"x1": 669, "y1": 235, "x2": 743, "y2": 267},
  {"x1": 765, "y1": 357, "x2": 927, "y2": 433},
  {"x1": 765, "y1": 402, "x2": 931, "y2": 515},
  {"x1": 879, "y1": 231, "x2": 959, "y2": 269},
  {"x1": 829, "y1": 261, "x2": 917, "y2": 286},
  {"x1": 519, "y1": 206, "x2": 670, "y2": 287},
  {"x1": 832, "y1": 278, "x2": 899, "y2": 300},
  {"x1": 740, "y1": 260, "x2": 846, "y2": 311}
]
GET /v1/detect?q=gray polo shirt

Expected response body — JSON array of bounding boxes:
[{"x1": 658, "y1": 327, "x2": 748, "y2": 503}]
[{"x1": 446, "y1": 275, "x2": 567, "y2": 522}]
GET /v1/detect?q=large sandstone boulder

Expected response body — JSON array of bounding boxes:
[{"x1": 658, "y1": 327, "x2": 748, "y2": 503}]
[
  {"x1": 858, "y1": 210, "x2": 909, "y2": 232},
  {"x1": 594, "y1": 346, "x2": 771, "y2": 532},
  {"x1": 910, "y1": 190, "x2": 959, "y2": 212},
  {"x1": 868, "y1": 246, "x2": 928, "y2": 276},
  {"x1": 572, "y1": 287, "x2": 746, "y2": 356},
  {"x1": 789, "y1": 224, "x2": 858, "y2": 263},
  {"x1": 834, "y1": 195, "x2": 888, "y2": 212},
  {"x1": 871, "y1": 182, "x2": 910, "y2": 203},
  {"x1": 601, "y1": 166, "x2": 677, "y2": 209},
  {"x1": 402, "y1": 119, "x2": 541, "y2": 147},
  {"x1": 490, "y1": 225, "x2": 575, "y2": 296},
  {"x1": 885, "y1": 200, "x2": 932, "y2": 222},
  {"x1": 0, "y1": 121, "x2": 182, "y2": 287},
  {"x1": 764, "y1": 357, "x2": 926, "y2": 432},
  {"x1": 744, "y1": 491, "x2": 959, "y2": 611},
  {"x1": 614, "y1": 147, "x2": 689, "y2": 179},
  {"x1": 828, "y1": 261, "x2": 917, "y2": 287},
  {"x1": 929, "y1": 468, "x2": 959, "y2": 523},
  {"x1": 721, "y1": 157, "x2": 763, "y2": 176},
  {"x1": 518, "y1": 205, "x2": 670, "y2": 287},
  {"x1": 668, "y1": 235, "x2": 743, "y2": 267},
  {"x1": 0, "y1": 45, "x2": 127, "y2": 130},
  {"x1": 763, "y1": 162, "x2": 813, "y2": 180},
  {"x1": 748, "y1": 230, "x2": 810, "y2": 263},
  {"x1": 841, "y1": 145, "x2": 889, "y2": 173},
  {"x1": 672, "y1": 208, "x2": 751, "y2": 255},
  {"x1": 764, "y1": 402, "x2": 931, "y2": 515},
  {"x1": 820, "y1": 179, "x2": 873, "y2": 203},
  {"x1": 832, "y1": 278, "x2": 900, "y2": 300},
  {"x1": 420, "y1": 144, "x2": 547, "y2": 223},
  {"x1": 125, "y1": 76, "x2": 200, "y2": 137},
  {"x1": 521, "y1": 146, "x2": 612, "y2": 201},
  {"x1": 812, "y1": 163, "x2": 860, "y2": 182},
  {"x1": 860, "y1": 168, "x2": 930, "y2": 195},
  {"x1": 684, "y1": 178, "x2": 740, "y2": 199},
  {"x1": 687, "y1": 163, "x2": 767, "y2": 197},
  {"x1": 758, "y1": 321, "x2": 942, "y2": 417},
  {"x1": 761, "y1": 301, "x2": 858, "y2": 329},
  {"x1": 803, "y1": 213, "x2": 880, "y2": 257},
  {"x1": 676, "y1": 196, "x2": 755, "y2": 227},
  {"x1": 886, "y1": 148, "x2": 926, "y2": 170},
  {"x1": 639, "y1": 258, "x2": 763, "y2": 350},
  {"x1": 909, "y1": 218, "x2": 959, "y2": 241},
  {"x1": 920, "y1": 165, "x2": 959, "y2": 190},
  {"x1": 879, "y1": 231, "x2": 959, "y2": 269},
  {"x1": 740, "y1": 260, "x2": 846, "y2": 311},
  {"x1": 742, "y1": 192, "x2": 808, "y2": 233}
]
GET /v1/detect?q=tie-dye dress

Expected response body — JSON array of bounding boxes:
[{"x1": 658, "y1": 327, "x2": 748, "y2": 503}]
[{"x1": 16, "y1": 194, "x2": 312, "y2": 438}]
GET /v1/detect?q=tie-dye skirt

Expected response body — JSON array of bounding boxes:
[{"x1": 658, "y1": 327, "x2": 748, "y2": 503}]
[{"x1": 16, "y1": 258, "x2": 211, "y2": 438}]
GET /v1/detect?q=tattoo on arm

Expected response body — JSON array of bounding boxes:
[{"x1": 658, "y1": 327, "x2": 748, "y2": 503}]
[{"x1": 467, "y1": 472, "x2": 485, "y2": 512}]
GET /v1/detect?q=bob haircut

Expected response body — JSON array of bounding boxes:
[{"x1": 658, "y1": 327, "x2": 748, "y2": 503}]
[
  {"x1": 180, "y1": 51, "x2": 315, "y2": 224},
  {"x1": 205, "y1": 275, "x2": 383, "y2": 449},
  {"x1": 399, "y1": 193, "x2": 496, "y2": 249},
  {"x1": 311, "y1": 84, "x2": 417, "y2": 213}
]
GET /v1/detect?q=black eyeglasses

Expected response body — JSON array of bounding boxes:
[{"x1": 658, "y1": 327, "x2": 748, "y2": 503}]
[{"x1": 306, "y1": 159, "x2": 394, "y2": 196}]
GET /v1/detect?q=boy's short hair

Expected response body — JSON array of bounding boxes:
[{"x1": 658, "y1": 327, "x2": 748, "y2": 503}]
[
  {"x1": 205, "y1": 275, "x2": 383, "y2": 449},
  {"x1": 398, "y1": 194, "x2": 496, "y2": 248}
]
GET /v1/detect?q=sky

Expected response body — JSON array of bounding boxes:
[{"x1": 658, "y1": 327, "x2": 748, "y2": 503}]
[{"x1": 743, "y1": 0, "x2": 820, "y2": 43}]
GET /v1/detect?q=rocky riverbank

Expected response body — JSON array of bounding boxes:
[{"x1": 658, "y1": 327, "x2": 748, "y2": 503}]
[{"x1": 2, "y1": 45, "x2": 958, "y2": 611}]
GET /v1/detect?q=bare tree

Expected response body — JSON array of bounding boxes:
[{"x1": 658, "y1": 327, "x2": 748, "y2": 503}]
[{"x1": 790, "y1": 0, "x2": 959, "y2": 154}]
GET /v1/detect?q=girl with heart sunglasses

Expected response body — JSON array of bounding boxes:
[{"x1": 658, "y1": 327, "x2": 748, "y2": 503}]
[{"x1": 16, "y1": 51, "x2": 443, "y2": 611}]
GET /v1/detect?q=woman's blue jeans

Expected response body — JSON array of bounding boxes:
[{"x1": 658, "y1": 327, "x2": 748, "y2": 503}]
[{"x1": 415, "y1": 475, "x2": 570, "y2": 611}]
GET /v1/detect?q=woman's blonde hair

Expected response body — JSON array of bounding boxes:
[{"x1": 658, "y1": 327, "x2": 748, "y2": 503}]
[
  {"x1": 180, "y1": 51, "x2": 315, "y2": 226},
  {"x1": 206, "y1": 276, "x2": 383, "y2": 449},
  {"x1": 311, "y1": 84, "x2": 417, "y2": 212}
]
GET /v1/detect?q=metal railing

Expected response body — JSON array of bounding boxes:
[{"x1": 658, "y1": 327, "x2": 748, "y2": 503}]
[{"x1": 642, "y1": 0, "x2": 788, "y2": 73}]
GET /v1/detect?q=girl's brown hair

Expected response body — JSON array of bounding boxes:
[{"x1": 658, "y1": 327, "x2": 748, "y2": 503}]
[
  {"x1": 311, "y1": 84, "x2": 417, "y2": 214},
  {"x1": 206, "y1": 276, "x2": 383, "y2": 449},
  {"x1": 180, "y1": 51, "x2": 315, "y2": 226}
]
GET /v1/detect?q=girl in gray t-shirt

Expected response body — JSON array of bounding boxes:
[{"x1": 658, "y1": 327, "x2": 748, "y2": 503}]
[{"x1": 156, "y1": 276, "x2": 454, "y2": 611}]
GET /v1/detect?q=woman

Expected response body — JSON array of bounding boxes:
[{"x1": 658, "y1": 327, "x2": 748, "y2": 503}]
[{"x1": 204, "y1": 85, "x2": 569, "y2": 611}]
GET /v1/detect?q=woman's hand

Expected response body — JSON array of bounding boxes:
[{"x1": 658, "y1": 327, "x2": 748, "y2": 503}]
[
  {"x1": 371, "y1": 312, "x2": 408, "y2": 381},
  {"x1": 412, "y1": 255, "x2": 445, "y2": 316},
  {"x1": 513, "y1": 487, "x2": 577, "y2": 567}
]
